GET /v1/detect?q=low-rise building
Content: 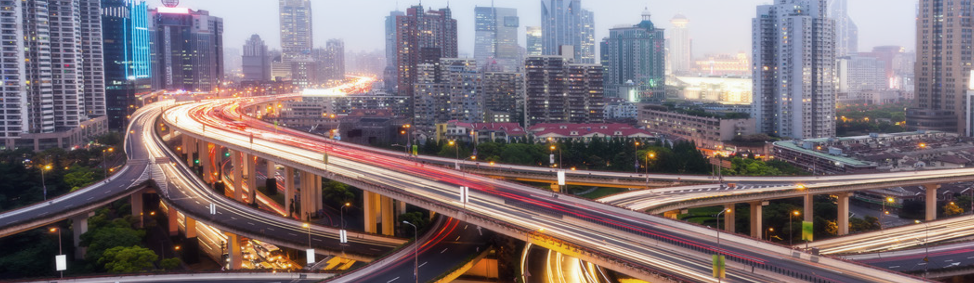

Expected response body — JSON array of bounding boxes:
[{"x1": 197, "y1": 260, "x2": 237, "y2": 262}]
[
  {"x1": 528, "y1": 123, "x2": 656, "y2": 143},
  {"x1": 773, "y1": 131, "x2": 974, "y2": 174},
  {"x1": 436, "y1": 120, "x2": 527, "y2": 144},
  {"x1": 0, "y1": 116, "x2": 109, "y2": 151},
  {"x1": 339, "y1": 109, "x2": 409, "y2": 146},
  {"x1": 637, "y1": 104, "x2": 756, "y2": 150}
]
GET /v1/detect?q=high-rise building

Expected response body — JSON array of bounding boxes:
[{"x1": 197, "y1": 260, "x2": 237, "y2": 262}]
[
  {"x1": 525, "y1": 55, "x2": 604, "y2": 126},
  {"x1": 909, "y1": 0, "x2": 974, "y2": 134},
  {"x1": 102, "y1": 0, "x2": 152, "y2": 130},
  {"x1": 279, "y1": 0, "x2": 313, "y2": 75},
  {"x1": 413, "y1": 59, "x2": 481, "y2": 131},
  {"x1": 474, "y1": 6, "x2": 520, "y2": 72},
  {"x1": 601, "y1": 10, "x2": 666, "y2": 102},
  {"x1": 395, "y1": 5, "x2": 458, "y2": 99},
  {"x1": 541, "y1": 0, "x2": 596, "y2": 64},
  {"x1": 384, "y1": 10, "x2": 404, "y2": 92},
  {"x1": 837, "y1": 55, "x2": 887, "y2": 93},
  {"x1": 149, "y1": 7, "x2": 224, "y2": 91},
  {"x1": 0, "y1": 0, "x2": 110, "y2": 149},
  {"x1": 482, "y1": 72, "x2": 525, "y2": 124},
  {"x1": 669, "y1": 14, "x2": 691, "y2": 75},
  {"x1": 242, "y1": 34, "x2": 271, "y2": 82},
  {"x1": 829, "y1": 0, "x2": 858, "y2": 57},
  {"x1": 526, "y1": 26, "x2": 542, "y2": 56},
  {"x1": 752, "y1": 0, "x2": 836, "y2": 139},
  {"x1": 314, "y1": 39, "x2": 345, "y2": 82}
]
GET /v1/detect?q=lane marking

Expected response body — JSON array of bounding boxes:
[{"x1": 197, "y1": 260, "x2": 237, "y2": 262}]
[
  {"x1": 386, "y1": 277, "x2": 399, "y2": 283},
  {"x1": 440, "y1": 248, "x2": 448, "y2": 254}
]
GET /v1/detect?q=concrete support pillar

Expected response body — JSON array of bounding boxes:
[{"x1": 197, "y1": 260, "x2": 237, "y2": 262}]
[
  {"x1": 200, "y1": 142, "x2": 212, "y2": 183},
  {"x1": 662, "y1": 210, "x2": 680, "y2": 219},
  {"x1": 803, "y1": 194, "x2": 814, "y2": 223},
  {"x1": 131, "y1": 192, "x2": 144, "y2": 228},
  {"x1": 380, "y1": 195, "x2": 394, "y2": 236},
  {"x1": 266, "y1": 160, "x2": 276, "y2": 184},
  {"x1": 185, "y1": 216, "x2": 197, "y2": 238},
  {"x1": 724, "y1": 204, "x2": 735, "y2": 233},
  {"x1": 925, "y1": 184, "x2": 940, "y2": 221},
  {"x1": 245, "y1": 154, "x2": 256, "y2": 200},
  {"x1": 71, "y1": 212, "x2": 93, "y2": 259},
  {"x1": 167, "y1": 206, "x2": 179, "y2": 236},
  {"x1": 363, "y1": 191, "x2": 379, "y2": 234},
  {"x1": 285, "y1": 167, "x2": 295, "y2": 218},
  {"x1": 837, "y1": 192, "x2": 851, "y2": 236},
  {"x1": 182, "y1": 135, "x2": 194, "y2": 165},
  {"x1": 225, "y1": 232, "x2": 243, "y2": 270},
  {"x1": 314, "y1": 174, "x2": 323, "y2": 211},
  {"x1": 231, "y1": 150, "x2": 243, "y2": 201},
  {"x1": 749, "y1": 202, "x2": 763, "y2": 239},
  {"x1": 298, "y1": 171, "x2": 322, "y2": 221},
  {"x1": 395, "y1": 200, "x2": 407, "y2": 216}
]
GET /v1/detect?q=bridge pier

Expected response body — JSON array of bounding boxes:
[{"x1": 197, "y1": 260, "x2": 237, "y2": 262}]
[
  {"x1": 182, "y1": 216, "x2": 200, "y2": 264},
  {"x1": 245, "y1": 154, "x2": 256, "y2": 202},
  {"x1": 925, "y1": 184, "x2": 939, "y2": 221},
  {"x1": 167, "y1": 205, "x2": 179, "y2": 237},
  {"x1": 837, "y1": 192, "x2": 851, "y2": 236},
  {"x1": 363, "y1": 191, "x2": 395, "y2": 236},
  {"x1": 182, "y1": 135, "x2": 194, "y2": 165},
  {"x1": 230, "y1": 150, "x2": 244, "y2": 201},
  {"x1": 750, "y1": 202, "x2": 763, "y2": 239},
  {"x1": 724, "y1": 204, "x2": 735, "y2": 233},
  {"x1": 804, "y1": 194, "x2": 814, "y2": 223},
  {"x1": 285, "y1": 166, "x2": 295, "y2": 218},
  {"x1": 225, "y1": 232, "x2": 243, "y2": 270},
  {"x1": 131, "y1": 192, "x2": 144, "y2": 228},
  {"x1": 299, "y1": 171, "x2": 323, "y2": 221},
  {"x1": 200, "y1": 142, "x2": 213, "y2": 184},
  {"x1": 71, "y1": 212, "x2": 93, "y2": 259}
]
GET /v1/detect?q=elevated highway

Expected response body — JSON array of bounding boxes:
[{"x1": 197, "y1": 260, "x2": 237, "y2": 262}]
[{"x1": 163, "y1": 97, "x2": 928, "y2": 283}]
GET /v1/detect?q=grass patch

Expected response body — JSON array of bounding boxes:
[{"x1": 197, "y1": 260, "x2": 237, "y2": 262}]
[
  {"x1": 680, "y1": 206, "x2": 725, "y2": 225},
  {"x1": 575, "y1": 187, "x2": 629, "y2": 200}
]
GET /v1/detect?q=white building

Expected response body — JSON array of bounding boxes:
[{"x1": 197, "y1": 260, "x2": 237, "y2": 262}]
[
  {"x1": 752, "y1": 0, "x2": 836, "y2": 139},
  {"x1": 669, "y1": 14, "x2": 691, "y2": 75}
]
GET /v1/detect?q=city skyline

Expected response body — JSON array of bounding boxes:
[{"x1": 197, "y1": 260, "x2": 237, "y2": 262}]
[{"x1": 165, "y1": 0, "x2": 915, "y2": 58}]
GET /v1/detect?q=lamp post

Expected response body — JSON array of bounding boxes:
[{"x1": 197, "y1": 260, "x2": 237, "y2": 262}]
[
  {"x1": 767, "y1": 227, "x2": 774, "y2": 241},
  {"x1": 41, "y1": 164, "x2": 51, "y2": 201},
  {"x1": 340, "y1": 202, "x2": 350, "y2": 229},
  {"x1": 102, "y1": 147, "x2": 114, "y2": 179},
  {"x1": 302, "y1": 223, "x2": 311, "y2": 249},
  {"x1": 549, "y1": 145, "x2": 561, "y2": 168},
  {"x1": 882, "y1": 196, "x2": 895, "y2": 231},
  {"x1": 633, "y1": 141, "x2": 641, "y2": 173},
  {"x1": 449, "y1": 140, "x2": 459, "y2": 169},
  {"x1": 50, "y1": 228, "x2": 62, "y2": 278},
  {"x1": 915, "y1": 220, "x2": 930, "y2": 277},
  {"x1": 402, "y1": 221, "x2": 419, "y2": 283},
  {"x1": 645, "y1": 152, "x2": 656, "y2": 184},
  {"x1": 790, "y1": 210, "x2": 800, "y2": 246},
  {"x1": 715, "y1": 208, "x2": 730, "y2": 283}
]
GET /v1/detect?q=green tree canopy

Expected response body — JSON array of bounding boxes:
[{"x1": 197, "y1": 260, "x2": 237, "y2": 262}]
[{"x1": 98, "y1": 245, "x2": 157, "y2": 273}]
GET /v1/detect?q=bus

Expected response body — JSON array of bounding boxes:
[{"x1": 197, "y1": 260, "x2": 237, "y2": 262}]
[{"x1": 251, "y1": 240, "x2": 284, "y2": 263}]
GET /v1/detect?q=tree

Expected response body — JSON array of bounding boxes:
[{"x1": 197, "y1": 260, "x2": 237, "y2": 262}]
[
  {"x1": 943, "y1": 202, "x2": 964, "y2": 216},
  {"x1": 160, "y1": 258, "x2": 180, "y2": 270},
  {"x1": 98, "y1": 246, "x2": 157, "y2": 273},
  {"x1": 321, "y1": 180, "x2": 355, "y2": 208},
  {"x1": 399, "y1": 212, "x2": 428, "y2": 238},
  {"x1": 64, "y1": 165, "x2": 97, "y2": 192},
  {"x1": 81, "y1": 225, "x2": 145, "y2": 263}
]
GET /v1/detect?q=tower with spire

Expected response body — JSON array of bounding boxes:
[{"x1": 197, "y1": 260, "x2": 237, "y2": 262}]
[{"x1": 600, "y1": 9, "x2": 666, "y2": 102}]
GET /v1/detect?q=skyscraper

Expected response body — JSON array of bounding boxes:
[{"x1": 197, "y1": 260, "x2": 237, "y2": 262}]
[
  {"x1": 909, "y1": 0, "x2": 974, "y2": 134},
  {"x1": 474, "y1": 6, "x2": 520, "y2": 72},
  {"x1": 526, "y1": 26, "x2": 543, "y2": 56},
  {"x1": 384, "y1": 10, "x2": 405, "y2": 92},
  {"x1": 395, "y1": 5, "x2": 458, "y2": 98},
  {"x1": 315, "y1": 39, "x2": 345, "y2": 82},
  {"x1": 0, "y1": 0, "x2": 110, "y2": 149},
  {"x1": 601, "y1": 10, "x2": 666, "y2": 102},
  {"x1": 413, "y1": 59, "x2": 481, "y2": 131},
  {"x1": 669, "y1": 14, "x2": 691, "y2": 75},
  {"x1": 242, "y1": 34, "x2": 271, "y2": 82},
  {"x1": 149, "y1": 7, "x2": 224, "y2": 91},
  {"x1": 829, "y1": 0, "x2": 858, "y2": 57},
  {"x1": 279, "y1": 0, "x2": 313, "y2": 70},
  {"x1": 541, "y1": 0, "x2": 596, "y2": 64},
  {"x1": 525, "y1": 55, "x2": 604, "y2": 126},
  {"x1": 102, "y1": 0, "x2": 152, "y2": 130},
  {"x1": 752, "y1": 0, "x2": 836, "y2": 139},
  {"x1": 482, "y1": 72, "x2": 525, "y2": 124}
]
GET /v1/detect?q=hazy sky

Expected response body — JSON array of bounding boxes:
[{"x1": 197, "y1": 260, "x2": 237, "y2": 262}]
[{"x1": 164, "y1": 0, "x2": 916, "y2": 56}]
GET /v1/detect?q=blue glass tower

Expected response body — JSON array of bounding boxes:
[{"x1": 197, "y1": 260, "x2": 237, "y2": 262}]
[{"x1": 102, "y1": 0, "x2": 152, "y2": 130}]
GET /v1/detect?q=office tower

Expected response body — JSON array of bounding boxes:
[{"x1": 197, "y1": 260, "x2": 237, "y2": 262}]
[
  {"x1": 601, "y1": 10, "x2": 666, "y2": 102},
  {"x1": 395, "y1": 5, "x2": 458, "y2": 98},
  {"x1": 909, "y1": 0, "x2": 974, "y2": 134},
  {"x1": 525, "y1": 55, "x2": 604, "y2": 126},
  {"x1": 0, "y1": 0, "x2": 110, "y2": 149},
  {"x1": 279, "y1": 0, "x2": 313, "y2": 75},
  {"x1": 482, "y1": 72, "x2": 525, "y2": 124},
  {"x1": 412, "y1": 59, "x2": 481, "y2": 131},
  {"x1": 242, "y1": 34, "x2": 272, "y2": 82},
  {"x1": 541, "y1": 0, "x2": 596, "y2": 64},
  {"x1": 149, "y1": 7, "x2": 224, "y2": 91},
  {"x1": 474, "y1": 6, "x2": 520, "y2": 72},
  {"x1": 752, "y1": 0, "x2": 835, "y2": 139},
  {"x1": 669, "y1": 14, "x2": 691, "y2": 75},
  {"x1": 526, "y1": 26, "x2": 542, "y2": 56},
  {"x1": 837, "y1": 55, "x2": 887, "y2": 93},
  {"x1": 384, "y1": 10, "x2": 405, "y2": 92},
  {"x1": 829, "y1": 0, "x2": 858, "y2": 57},
  {"x1": 102, "y1": 0, "x2": 152, "y2": 130},
  {"x1": 315, "y1": 39, "x2": 345, "y2": 82}
]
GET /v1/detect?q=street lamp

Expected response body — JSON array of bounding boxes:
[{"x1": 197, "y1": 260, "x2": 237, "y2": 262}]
[
  {"x1": 402, "y1": 221, "x2": 419, "y2": 283},
  {"x1": 102, "y1": 147, "x2": 114, "y2": 180},
  {"x1": 915, "y1": 220, "x2": 930, "y2": 277},
  {"x1": 790, "y1": 210, "x2": 800, "y2": 246},
  {"x1": 633, "y1": 141, "x2": 641, "y2": 173},
  {"x1": 50, "y1": 227, "x2": 62, "y2": 278},
  {"x1": 41, "y1": 164, "x2": 52, "y2": 201},
  {"x1": 302, "y1": 223, "x2": 311, "y2": 249},
  {"x1": 449, "y1": 140, "x2": 459, "y2": 169},
  {"x1": 549, "y1": 145, "x2": 561, "y2": 168},
  {"x1": 340, "y1": 202, "x2": 351, "y2": 229},
  {"x1": 767, "y1": 227, "x2": 774, "y2": 241},
  {"x1": 882, "y1": 196, "x2": 895, "y2": 231},
  {"x1": 715, "y1": 208, "x2": 731, "y2": 283}
]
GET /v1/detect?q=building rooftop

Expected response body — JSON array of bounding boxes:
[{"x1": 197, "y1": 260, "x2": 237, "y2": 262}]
[{"x1": 529, "y1": 123, "x2": 655, "y2": 138}]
